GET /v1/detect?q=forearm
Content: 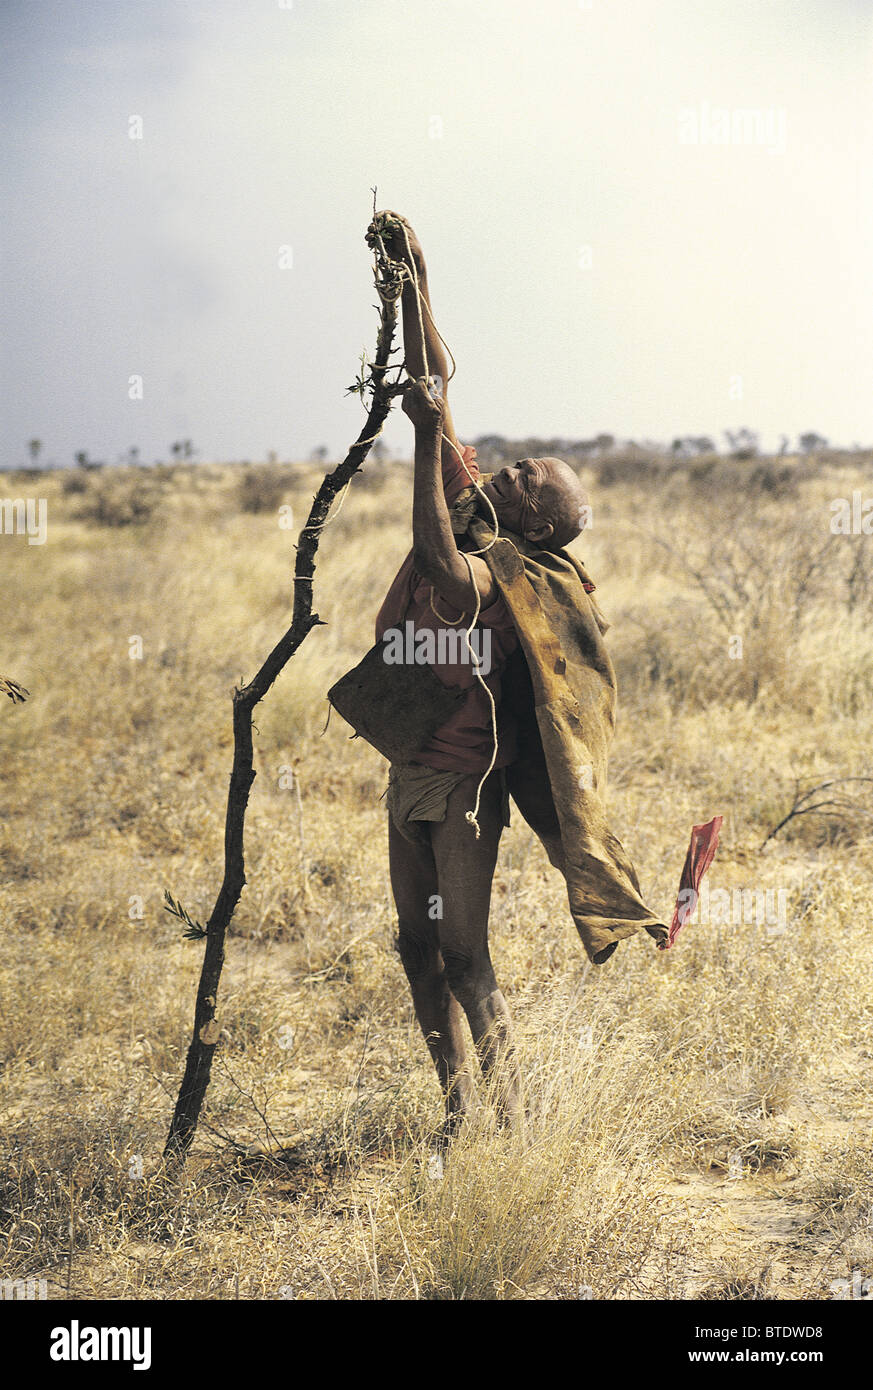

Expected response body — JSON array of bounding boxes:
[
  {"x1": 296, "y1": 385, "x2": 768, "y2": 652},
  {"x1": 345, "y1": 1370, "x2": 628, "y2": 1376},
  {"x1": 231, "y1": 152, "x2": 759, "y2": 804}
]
[
  {"x1": 401, "y1": 266, "x2": 449, "y2": 389},
  {"x1": 411, "y1": 421, "x2": 457, "y2": 570},
  {"x1": 405, "y1": 387, "x2": 495, "y2": 610},
  {"x1": 371, "y1": 213, "x2": 461, "y2": 463},
  {"x1": 402, "y1": 266, "x2": 464, "y2": 480}
]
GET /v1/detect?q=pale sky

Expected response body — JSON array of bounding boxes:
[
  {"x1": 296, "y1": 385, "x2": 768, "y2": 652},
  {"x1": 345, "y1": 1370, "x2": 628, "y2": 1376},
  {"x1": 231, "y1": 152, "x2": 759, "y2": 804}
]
[{"x1": 2, "y1": 0, "x2": 871, "y2": 468}]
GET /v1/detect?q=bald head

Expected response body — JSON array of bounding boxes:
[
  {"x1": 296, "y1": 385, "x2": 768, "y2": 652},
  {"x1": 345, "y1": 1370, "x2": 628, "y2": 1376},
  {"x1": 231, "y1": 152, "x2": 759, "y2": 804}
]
[
  {"x1": 480, "y1": 457, "x2": 589, "y2": 550},
  {"x1": 531, "y1": 457, "x2": 589, "y2": 547}
]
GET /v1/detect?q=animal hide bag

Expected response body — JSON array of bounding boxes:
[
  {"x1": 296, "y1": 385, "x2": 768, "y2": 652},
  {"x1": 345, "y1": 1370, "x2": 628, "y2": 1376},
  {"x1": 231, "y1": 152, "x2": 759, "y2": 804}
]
[
  {"x1": 327, "y1": 641, "x2": 467, "y2": 765},
  {"x1": 461, "y1": 502, "x2": 669, "y2": 965}
]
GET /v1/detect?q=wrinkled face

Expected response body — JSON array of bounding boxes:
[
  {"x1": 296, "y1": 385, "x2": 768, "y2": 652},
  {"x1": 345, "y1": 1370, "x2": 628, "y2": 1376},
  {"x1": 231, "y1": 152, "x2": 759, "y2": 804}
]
[{"x1": 479, "y1": 457, "x2": 589, "y2": 549}]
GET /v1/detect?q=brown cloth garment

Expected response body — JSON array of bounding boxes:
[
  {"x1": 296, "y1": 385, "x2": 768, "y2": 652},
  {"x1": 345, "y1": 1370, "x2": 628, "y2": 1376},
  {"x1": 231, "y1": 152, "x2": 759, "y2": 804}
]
[{"x1": 453, "y1": 482, "x2": 669, "y2": 965}]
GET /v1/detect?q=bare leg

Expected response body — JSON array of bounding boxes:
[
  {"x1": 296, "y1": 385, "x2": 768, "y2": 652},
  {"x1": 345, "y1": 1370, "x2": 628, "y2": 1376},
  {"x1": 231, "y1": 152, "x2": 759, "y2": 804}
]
[
  {"x1": 507, "y1": 757, "x2": 567, "y2": 873},
  {"x1": 389, "y1": 818, "x2": 474, "y2": 1128},
  {"x1": 429, "y1": 771, "x2": 523, "y2": 1126}
]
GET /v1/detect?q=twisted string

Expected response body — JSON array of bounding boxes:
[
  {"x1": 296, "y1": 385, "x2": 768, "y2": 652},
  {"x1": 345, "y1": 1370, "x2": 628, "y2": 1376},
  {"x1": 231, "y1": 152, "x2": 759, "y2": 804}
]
[{"x1": 458, "y1": 551, "x2": 499, "y2": 840}]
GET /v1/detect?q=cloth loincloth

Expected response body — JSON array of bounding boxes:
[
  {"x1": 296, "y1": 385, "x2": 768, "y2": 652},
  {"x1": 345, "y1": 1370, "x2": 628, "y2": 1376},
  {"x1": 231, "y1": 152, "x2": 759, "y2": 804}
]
[{"x1": 386, "y1": 762, "x2": 511, "y2": 848}]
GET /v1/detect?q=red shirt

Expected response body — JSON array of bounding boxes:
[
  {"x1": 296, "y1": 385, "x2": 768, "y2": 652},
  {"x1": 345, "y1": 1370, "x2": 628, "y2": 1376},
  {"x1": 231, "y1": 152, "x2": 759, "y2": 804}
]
[{"x1": 375, "y1": 444, "x2": 519, "y2": 773}]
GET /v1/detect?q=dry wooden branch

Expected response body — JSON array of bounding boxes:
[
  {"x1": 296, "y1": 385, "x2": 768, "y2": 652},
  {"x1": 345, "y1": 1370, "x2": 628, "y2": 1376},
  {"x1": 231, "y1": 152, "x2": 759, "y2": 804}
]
[
  {"x1": 164, "y1": 223, "x2": 405, "y2": 1168},
  {"x1": 759, "y1": 776, "x2": 873, "y2": 850}
]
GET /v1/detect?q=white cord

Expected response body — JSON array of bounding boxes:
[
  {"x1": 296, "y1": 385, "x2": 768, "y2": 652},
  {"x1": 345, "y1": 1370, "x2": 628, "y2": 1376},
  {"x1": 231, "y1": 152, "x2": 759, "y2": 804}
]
[{"x1": 458, "y1": 552, "x2": 499, "y2": 840}]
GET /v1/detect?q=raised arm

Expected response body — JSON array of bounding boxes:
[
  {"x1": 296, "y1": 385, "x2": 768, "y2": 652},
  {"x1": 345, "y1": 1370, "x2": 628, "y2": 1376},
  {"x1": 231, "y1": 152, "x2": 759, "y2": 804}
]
[
  {"x1": 366, "y1": 211, "x2": 464, "y2": 474},
  {"x1": 403, "y1": 378, "x2": 496, "y2": 613}
]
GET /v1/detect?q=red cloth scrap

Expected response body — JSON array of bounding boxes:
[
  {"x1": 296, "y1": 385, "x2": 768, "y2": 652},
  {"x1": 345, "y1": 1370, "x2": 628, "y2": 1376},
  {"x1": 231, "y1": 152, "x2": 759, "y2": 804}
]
[{"x1": 659, "y1": 816, "x2": 724, "y2": 950}]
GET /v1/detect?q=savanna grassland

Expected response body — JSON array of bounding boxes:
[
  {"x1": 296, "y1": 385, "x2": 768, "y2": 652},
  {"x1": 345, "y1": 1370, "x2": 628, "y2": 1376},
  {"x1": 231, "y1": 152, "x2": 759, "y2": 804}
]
[{"x1": 2, "y1": 446, "x2": 872, "y2": 1301}]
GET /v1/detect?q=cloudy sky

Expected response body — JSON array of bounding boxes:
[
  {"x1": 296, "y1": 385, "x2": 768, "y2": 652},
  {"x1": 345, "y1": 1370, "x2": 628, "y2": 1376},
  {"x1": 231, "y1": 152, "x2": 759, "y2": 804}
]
[{"x1": 1, "y1": 0, "x2": 871, "y2": 468}]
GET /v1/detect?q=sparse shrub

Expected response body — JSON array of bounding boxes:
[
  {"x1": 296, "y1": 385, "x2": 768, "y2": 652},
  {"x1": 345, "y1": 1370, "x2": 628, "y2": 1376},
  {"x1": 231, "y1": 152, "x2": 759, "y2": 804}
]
[
  {"x1": 237, "y1": 465, "x2": 292, "y2": 514},
  {"x1": 61, "y1": 468, "x2": 89, "y2": 495},
  {"x1": 69, "y1": 470, "x2": 164, "y2": 526}
]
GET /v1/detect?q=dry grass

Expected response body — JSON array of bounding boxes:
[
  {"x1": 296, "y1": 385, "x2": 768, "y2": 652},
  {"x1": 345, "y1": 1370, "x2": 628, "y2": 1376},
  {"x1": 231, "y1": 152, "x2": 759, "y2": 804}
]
[{"x1": 2, "y1": 449, "x2": 872, "y2": 1299}]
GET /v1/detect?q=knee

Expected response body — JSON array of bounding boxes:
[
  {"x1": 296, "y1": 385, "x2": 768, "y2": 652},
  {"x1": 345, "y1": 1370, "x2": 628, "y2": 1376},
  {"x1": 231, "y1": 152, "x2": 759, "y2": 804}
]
[
  {"x1": 396, "y1": 921, "x2": 439, "y2": 982},
  {"x1": 441, "y1": 945, "x2": 495, "y2": 1006}
]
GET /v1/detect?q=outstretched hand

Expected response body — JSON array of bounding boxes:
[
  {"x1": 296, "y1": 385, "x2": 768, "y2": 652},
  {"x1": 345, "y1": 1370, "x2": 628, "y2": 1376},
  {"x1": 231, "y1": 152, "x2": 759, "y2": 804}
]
[
  {"x1": 402, "y1": 376, "x2": 444, "y2": 432},
  {"x1": 366, "y1": 209, "x2": 425, "y2": 274}
]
